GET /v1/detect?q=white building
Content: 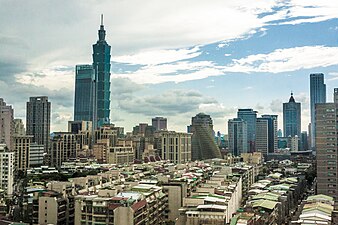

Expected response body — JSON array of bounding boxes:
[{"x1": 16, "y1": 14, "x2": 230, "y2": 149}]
[
  {"x1": 0, "y1": 144, "x2": 14, "y2": 196},
  {"x1": 158, "y1": 131, "x2": 192, "y2": 164}
]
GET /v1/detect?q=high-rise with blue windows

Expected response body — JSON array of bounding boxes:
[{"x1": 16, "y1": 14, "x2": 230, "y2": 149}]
[
  {"x1": 310, "y1": 73, "x2": 326, "y2": 149},
  {"x1": 74, "y1": 64, "x2": 95, "y2": 122},
  {"x1": 283, "y1": 92, "x2": 301, "y2": 138},
  {"x1": 92, "y1": 14, "x2": 111, "y2": 128},
  {"x1": 237, "y1": 109, "x2": 257, "y2": 152}
]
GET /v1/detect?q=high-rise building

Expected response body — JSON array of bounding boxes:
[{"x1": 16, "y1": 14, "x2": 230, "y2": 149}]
[
  {"x1": 237, "y1": 109, "x2": 257, "y2": 152},
  {"x1": 283, "y1": 92, "x2": 301, "y2": 138},
  {"x1": 0, "y1": 144, "x2": 14, "y2": 196},
  {"x1": 316, "y1": 88, "x2": 338, "y2": 199},
  {"x1": 257, "y1": 115, "x2": 278, "y2": 155},
  {"x1": 152, "y1": 117, "x2": 167, "y2": 131},
  {"x1": 74, "y1": 65, "x2": 95, "y2": 122},
  {"x1": 256, "y1": 118, "x2": 268, "y2": 156},
  {"x1": 92, "y1": 15, "x2": 111, "y2": 128},
  {"x1": 0, "y1": 98, "x2": 14, "y2": 150},
  {"x1": 26, "y1": 96, "x2": 51, "y2": 151},
  {"x1": 189, "y1": 113, "x2": 221, "y2": 160},
  {"x1": 310, "y1": 73, "x2": 326, "y2": 149},
  {"x1": 228, "y1": 118, "x2": 247, "y2": 156},
  {"x1": 301, "y1": 131, "x2": 309, "y2": 151}
]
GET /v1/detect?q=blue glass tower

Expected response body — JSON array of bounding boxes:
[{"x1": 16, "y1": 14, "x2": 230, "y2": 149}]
[
  {"x1": 92, "y1": 15, "x2": 111, "y2": 128},
  {"x1": 310, "y1": 73, "x2": 326, "y2": 149},
  {"x1": 237, "y1": 109, "x2": 257, "y2": 152},
  {"x1": 74, "y1": 65, "x2": 95, "y2": 121},
  {"x1": 283, "y1": 92, "x2": 301, "y2": 138}
]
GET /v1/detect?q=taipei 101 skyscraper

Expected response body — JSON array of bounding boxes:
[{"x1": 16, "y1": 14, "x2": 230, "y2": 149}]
[{"x1": 92, "y1": 14, "x2": 111, "y2": 128}]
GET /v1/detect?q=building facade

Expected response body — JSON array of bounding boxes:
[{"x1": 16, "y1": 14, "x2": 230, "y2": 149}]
[
  {"x1": 237, "y1": 109, "x2": 257, "y2": 153},
  {"x1": 256, "y1": 118, "x2": 269, "y2": 156},
  {"x1": 228, "y1": 118, "x2": 248, "y2": 156},
  {"x1": 189, "y1": 113, "x2": 221, "y2": 160},
  {"x1": 74, "y1": 65, "x2": 95, "y2": 122},
  {"x1": 50, "y1": 132, "x2": 79, "y2": 168},
  {"x1": 152, "y1": 117, "x2": 167, "y2": 131},
  {"x1": 13, "y1": 135, "x2": 33, "y2": 172},
  {"x1": 29, "y1": 143, "x2": 45, "y2": 167},
  {"x1": 92, "y1": 15, "x2": 111, "y2": 128},
  {"x1": 257, "y1": 115, "x2": 278, "y2": 155},
  {"x1": 310, "y1": 73, "x2": 326, "y2": 149},
  {"x1": 316, "y1": 88, "x2": 338, "y2": 200},
  {"x1": 0, "y1": 98, "x2": 14, "y2": 150},
  {"x1": 157, "y1": 131, "x2": 192, "y2": 164},
  {"x1": 13, "y1": 118, "x2": 25, "y2": 135},
  {"x1": 26, "y1": 96, "x2": 51, "y2": 151},
  {"x1": 0, "y1": 144, "x2": 14, "y2": 196},
  {"x1": 283, "y1": 92, "x2": 301, "y2": 138}
]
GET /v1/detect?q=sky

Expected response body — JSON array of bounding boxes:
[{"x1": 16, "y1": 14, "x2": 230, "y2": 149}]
[{"x1": 1, "y1": 0, "x2": 338, "y2": 134}]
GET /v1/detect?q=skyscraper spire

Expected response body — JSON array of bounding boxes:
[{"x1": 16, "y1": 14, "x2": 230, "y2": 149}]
[
  {"x1": 98, "y1": 14, "x2": 106, "y2": 41},
  {"x1": 289, "y1": 91, "x2": 295, "y2": 102},
  {"x1": 93, "y1": 14, "x2": 111, "y2": 128}
]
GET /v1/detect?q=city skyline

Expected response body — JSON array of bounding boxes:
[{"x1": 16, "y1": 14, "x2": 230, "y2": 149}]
[{"x1": 1, "y1": 1, "x2": 338, "y2": 134}]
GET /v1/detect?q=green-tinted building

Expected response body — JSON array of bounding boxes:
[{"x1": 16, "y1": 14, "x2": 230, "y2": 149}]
[{"x1": 92, "y1": 14, "x2": 111, "y2": 128}]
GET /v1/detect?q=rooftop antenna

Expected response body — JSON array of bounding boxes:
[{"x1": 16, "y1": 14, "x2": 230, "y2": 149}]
[{"x1": 101, "y1": 14, "x2": 104, "y2": 26}]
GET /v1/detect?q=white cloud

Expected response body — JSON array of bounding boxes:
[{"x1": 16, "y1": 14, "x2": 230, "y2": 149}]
[
  {"x1": 112, "y1": 47, "x2": 202, "y2": 65},
  {"x1": 278, "y1": 0, "x2": 338, "y2": 25},
  {"x1": 226, "y1": 46, "x2": 338, "y2": 73},
  {"x1": 16, "y1": 65, "x2": 74, "y2": 91},
  {"x1": 328, "y1": 72, "x2": 338, "y2": 81},
  {"x1": 113, "y1": 60, "x2": 225, "y2": 84}
]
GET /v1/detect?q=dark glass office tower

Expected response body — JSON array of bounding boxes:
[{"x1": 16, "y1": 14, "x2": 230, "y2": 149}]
[
  {"x1": 74, "y1": 65, "x2": 95, "y2": 121},
  {"x1": 92, "y1": 15, "x2": 111, "y2": 128},
  {"x1": 283, "y1": 92, "x2": 301, "y2": 138},
  {"x1": 237, "y1": 109, "x2": 257, "y2": 152},
  {"x1": 310, "y1": 73, "x2": 326, "y2": 149},
  {"x1": 26, "y1": 96, "x2": 51, "y2": 151}
]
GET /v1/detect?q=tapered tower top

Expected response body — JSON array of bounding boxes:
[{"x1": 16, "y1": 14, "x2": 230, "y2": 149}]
[
  {"x1": 289, "y1": 91, "x2": 295, "y2": 103},
  {"x1": 98, "y1": 14, "x2": 106, "y2": 41}
]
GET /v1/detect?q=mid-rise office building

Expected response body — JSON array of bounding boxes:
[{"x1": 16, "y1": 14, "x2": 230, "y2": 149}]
[
  {"x1": 0, "y1": 144, "x2": 14, "y2": 196},
  {"x1": 13, "y1": 135, "x2": 33, "y2": 172},
  {"x1": 107, "y1": 140, "x2": 135, "y2": 165},
  {"x1": 237, "y1": 109, "x2": 257, "y2": 152},
  {"x1": 283, "y1": 92, "x2": 301, "y2": 138},
  {"x1": 68, "y1": 120, "x2": 93, "y2": 149},
  {"x1": 310, "y1": 73, "x2": 326, "y2": 149},
  {"x1": 157, "y1": 131, "x2": 192, "y2": 164},
  {"x1": 228, "y1": 118, "x2": 248, "y2": 156},
  {"x1": 0, "y1": 98, "x2": 14, "y2": 150},
  {"x1": 50, "y1": 132, "x2": 79, "y2": 168},
  {"x1": 26, "y1": 96, "x2": 51, "y2": 151},
  {"x1": 316, "y1": 88, "x2": 338, "y2": 199},
  {"x1": 29, "y1": 143, "x2": 45, "y2": 167},
  {"x1": 189, "y1": 113, "x2": 221, "y2": 160},
  {"x1": 152, "y1": 117, "x2": 167, "y2": 131},
  {"x1": 92, "y1": 15, "x2": 111, "y2": 128},
  {"x1": 74, "y1": 65, "x2": 95, "y2": 122}
]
